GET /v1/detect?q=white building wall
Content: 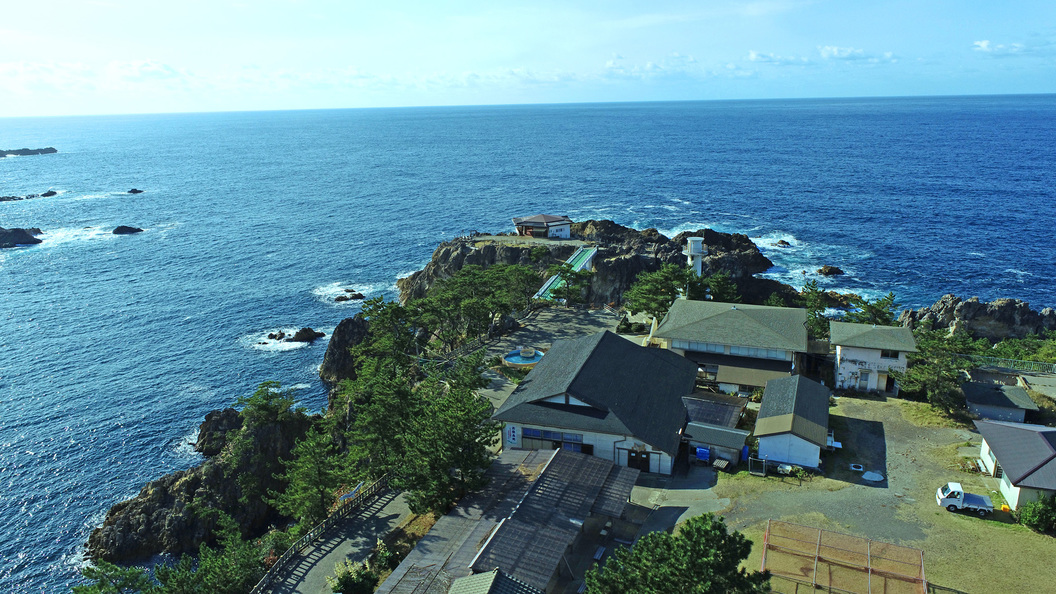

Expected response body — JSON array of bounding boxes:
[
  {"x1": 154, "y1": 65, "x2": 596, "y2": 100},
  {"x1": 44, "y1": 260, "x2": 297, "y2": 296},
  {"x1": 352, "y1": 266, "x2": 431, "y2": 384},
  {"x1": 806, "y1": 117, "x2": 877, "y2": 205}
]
[
  {"x1": 834, "y1": 345, "x2": 907, "y2": 392},
  {"x1": 979, "y1": 439, "x2": 998, "y2": 475},
  {"x1": 547, "y1": 224, "x2": 571, "y2": 239},
  {"x1": 502, "y1": 423, "x2": 673, "y2": 474},
  {"x1": 757, "y1": 433, "x2": 822, "y2": 468}
]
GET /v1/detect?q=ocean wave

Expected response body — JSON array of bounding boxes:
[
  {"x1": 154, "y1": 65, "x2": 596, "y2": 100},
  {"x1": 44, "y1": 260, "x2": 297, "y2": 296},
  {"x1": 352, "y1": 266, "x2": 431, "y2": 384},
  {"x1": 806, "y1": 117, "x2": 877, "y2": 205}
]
[
  {"x1": 311, "y1": 281, "x2": 386, "y2": 304},
  {"x1": 239, "y1": 328, "x2": 316, "y2": 352},
  {"x1": 31, "y1": 226, "x2": 119, "y2": 247}
]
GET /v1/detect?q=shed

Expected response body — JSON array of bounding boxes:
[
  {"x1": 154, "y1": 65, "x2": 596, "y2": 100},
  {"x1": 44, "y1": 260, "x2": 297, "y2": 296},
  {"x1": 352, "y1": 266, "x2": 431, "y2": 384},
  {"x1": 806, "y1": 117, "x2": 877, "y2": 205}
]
[
  {"x1": 682, "y1": 393, "x2": 749, "y2": 463},
  {"x1": 963, "y1": 381, "x2": 1038, "y2": 422},
  {"x1": 755, "y1": 375, "x2": 830, "y2": 469},
  {"x1": 976, "y1": 420, "x2": 1056, "y2": 510}
]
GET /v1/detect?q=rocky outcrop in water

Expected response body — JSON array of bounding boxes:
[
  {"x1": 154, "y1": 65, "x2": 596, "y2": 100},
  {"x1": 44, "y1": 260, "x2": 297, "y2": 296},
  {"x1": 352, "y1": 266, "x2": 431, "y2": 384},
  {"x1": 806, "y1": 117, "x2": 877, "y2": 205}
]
[
  {"x1": 319, "y1": 314, "x2": 370, "y2": 385},
  {"x1": 818, "y1": 265, "x2": 844, "y2": 276},
  {"x1": 1, "y1": 147, "x2": 57, "y2": 157},
  {"x1": 0, "y1": 227, "x2": 43, "y2": 248},
  {"x1": 289, "y1": 327, "x2": 325, "y2": 342},
  {"x1": 112, "y1": 226, "x2": 144, "y2": 235},
  {"x1": 898, "y1": 294, "x2": 1056, "y2": 340},
  {"x1": 396, "y1": 220, "x2": 793, "y2": 306},
  {"x1": 87, "y1": 406, "x2": 312, "y2": 562},
  {"x1": 128, "y1": 189, "x2": 144, "y2": 194}
]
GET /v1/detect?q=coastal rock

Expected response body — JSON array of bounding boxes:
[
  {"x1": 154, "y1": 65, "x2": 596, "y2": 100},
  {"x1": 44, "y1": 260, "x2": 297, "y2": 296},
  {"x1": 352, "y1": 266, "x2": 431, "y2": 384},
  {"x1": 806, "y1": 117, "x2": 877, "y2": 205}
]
[
  {"x1": 1, "y1": 147, "x2": 57, "y2": 157},
  {"x1": 87, "y1": 408, "x2": 312, "y2": 562},
  {"x1": 344, "y1": 290, "x2": 365, "y2": 299},
  {"x1": 818, "y1": 265, "x2": 844, "y2": 276},
  {"x1": 128, "y1": 189, "x2": 144, "y2": 194},
  {"x1": 112, "y1": 226, "x2": 144, "y2": 235},
  {"x1": 42, "y1": 190, "x2": 57, "y2": 197},
  {"x1": 194, "y1": 407, "x2": 242, "y2": 457},
  {"x1": 335, "y1": 295, "x2": 351, "y2": 302},
  {"x1": 319, "y1": 314, "x2": 370, "y2": 385},
  {"x1": 397, "y1": 220, "x2": 782, "y2": 306},
  {"x1": 288, "y1": 327, "x2": 325, "y2": 342},
  {"x1": 776, "y1": 240, "x2": 791, "y2": 247},
  {"x1": 0, "y1": 227, "x2": 43, "y2": 248},
  {"x1": 898, "y1": 294, "x2": 1056, "y2": 340},
  {"x1": 268, "y1": 331, "x2": 286, "y2": 340}
]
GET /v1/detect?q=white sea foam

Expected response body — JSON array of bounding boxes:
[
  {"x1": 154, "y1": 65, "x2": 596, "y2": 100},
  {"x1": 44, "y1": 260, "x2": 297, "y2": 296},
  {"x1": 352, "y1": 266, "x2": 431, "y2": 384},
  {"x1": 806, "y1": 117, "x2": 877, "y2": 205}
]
[
  {"x1": 240, "y1": 328, "x2": 313, "y2": 352},
  {"x1": 312, "y1": 281, "x2": 387, "y2": 304},
  {"x1": 33, "y1": 226, "x2": 119, "y2": 247},
  {"x1": 170, "y1": 426, "x2": 204, "y2": 464}
]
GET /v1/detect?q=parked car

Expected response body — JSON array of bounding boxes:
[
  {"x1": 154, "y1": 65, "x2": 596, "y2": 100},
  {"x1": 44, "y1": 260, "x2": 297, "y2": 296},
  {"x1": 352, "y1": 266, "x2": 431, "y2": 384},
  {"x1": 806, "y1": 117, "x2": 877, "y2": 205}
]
[{"x1": 936, "y1": 482, "x2": 994, "y2": 517}]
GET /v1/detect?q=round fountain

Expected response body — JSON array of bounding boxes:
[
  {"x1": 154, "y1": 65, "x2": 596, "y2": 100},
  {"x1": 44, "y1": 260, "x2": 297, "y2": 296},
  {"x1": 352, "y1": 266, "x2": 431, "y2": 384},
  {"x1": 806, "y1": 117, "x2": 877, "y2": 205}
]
[{"x1": 503, "y1": 346, "x2": 545, "y2": 369}]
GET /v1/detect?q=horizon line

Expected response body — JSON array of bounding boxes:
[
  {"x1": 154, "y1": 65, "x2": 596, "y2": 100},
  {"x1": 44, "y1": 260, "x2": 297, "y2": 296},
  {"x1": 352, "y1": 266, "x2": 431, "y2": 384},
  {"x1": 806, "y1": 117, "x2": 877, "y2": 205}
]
[{"x1": 3, "y1": 91, "x2": 1055, "y2": 121}]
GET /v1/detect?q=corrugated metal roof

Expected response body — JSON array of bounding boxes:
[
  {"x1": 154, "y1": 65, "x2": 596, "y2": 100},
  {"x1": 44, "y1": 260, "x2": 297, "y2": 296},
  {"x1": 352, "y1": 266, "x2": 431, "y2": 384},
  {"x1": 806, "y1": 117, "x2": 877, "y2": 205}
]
[
  {"x1": 975, "y1": 420, "x2": 1056, "y2": 490},
  {"x1": 829, "y1": 321, "x2": 918, "y2": 352},
  {"x1": 654, "y1": 300, "x2": 809, "y2": 352},
  {"x1": 756, "y1": 375, "x2": 830, "y2": 446},
  {"x1": 963, "y1": 382, "x2": 1039, "y2": 411},
  {"x1": 683, "y1": 395, "x2": 745, "y2": 428}
]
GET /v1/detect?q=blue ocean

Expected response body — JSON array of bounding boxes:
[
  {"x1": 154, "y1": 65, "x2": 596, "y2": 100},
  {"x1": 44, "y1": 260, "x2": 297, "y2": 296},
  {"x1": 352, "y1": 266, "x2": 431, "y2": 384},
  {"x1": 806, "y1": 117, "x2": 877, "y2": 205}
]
[{"x1": 1, "y1": 95, "x2": 1054, "y2": 591}]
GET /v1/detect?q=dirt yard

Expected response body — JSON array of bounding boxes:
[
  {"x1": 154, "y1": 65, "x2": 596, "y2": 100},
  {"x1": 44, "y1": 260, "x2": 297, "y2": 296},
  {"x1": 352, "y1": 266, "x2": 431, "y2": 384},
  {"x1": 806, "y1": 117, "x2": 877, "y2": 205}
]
[{"x1": 710, "y1": 395, "x2": 1056, "y2": 594}]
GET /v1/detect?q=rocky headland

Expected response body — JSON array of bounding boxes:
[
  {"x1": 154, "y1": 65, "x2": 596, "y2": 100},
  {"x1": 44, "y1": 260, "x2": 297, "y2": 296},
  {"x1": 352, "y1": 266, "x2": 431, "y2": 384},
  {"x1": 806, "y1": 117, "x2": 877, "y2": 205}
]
[
  {"x1": 397, "y1": 219, "x2": 798, "y2": 307},
  {"x1": 1, "y1": 147, "x2": 57, "y2": 158},
  {"x1": 87, "y1": 405, "x2": 312, "y2": 562},
  {"x1": 899, "y1": 294, "x2": 1056, "y2": 340},
  {"x1": 0, "y1": 227, "x2": 43, "y2": 249}
]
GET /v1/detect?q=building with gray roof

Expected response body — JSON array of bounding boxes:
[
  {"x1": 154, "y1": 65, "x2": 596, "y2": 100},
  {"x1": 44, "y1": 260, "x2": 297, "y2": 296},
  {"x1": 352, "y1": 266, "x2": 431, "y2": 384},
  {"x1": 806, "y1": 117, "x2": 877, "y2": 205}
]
[
  {"x1": 494, "y1": 330, "x2": 697, "y2": 475},
  {"x1": 975, "y1": 420, "x2": 1056, "y2": 510},
  {"x1": 830, "y1": 321, "x2": 917, "y2": 394},
  {"x1": 653, "y1": 299, "x2": 807, "y2": 394},
  {"x1": 755, "y1": 375, "x2": 831, "y2": 469},
  {"x1": 963, "y1": 381, "x2": 1039, "y2": 422},
  {"x1": 682, "y1": 393, "x2": 749, "y2": 464},
  {"x1": 512, "y1": 214, "x2": 573, "y2": 239},
  {"x1": 378, "y1": 448, "x2": 639, "y2": 594}
]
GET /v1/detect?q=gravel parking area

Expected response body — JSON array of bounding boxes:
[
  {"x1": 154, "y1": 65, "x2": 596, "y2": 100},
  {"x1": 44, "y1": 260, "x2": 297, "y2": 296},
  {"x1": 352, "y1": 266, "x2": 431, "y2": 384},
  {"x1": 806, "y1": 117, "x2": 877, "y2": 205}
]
[{"x1": 705, "y1": 396, "x2": 1056, "y2": 593}]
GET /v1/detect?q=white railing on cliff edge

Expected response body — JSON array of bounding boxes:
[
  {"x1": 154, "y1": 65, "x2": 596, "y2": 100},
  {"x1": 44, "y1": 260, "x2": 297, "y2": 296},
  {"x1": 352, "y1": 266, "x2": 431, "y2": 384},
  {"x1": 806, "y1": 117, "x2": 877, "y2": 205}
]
[
  {"x1": 954, "y1": 354, "x2": 1056, "y2": 374},
  {"x1": 249, "y1": 474, "x2": 391, "y2": 594}
]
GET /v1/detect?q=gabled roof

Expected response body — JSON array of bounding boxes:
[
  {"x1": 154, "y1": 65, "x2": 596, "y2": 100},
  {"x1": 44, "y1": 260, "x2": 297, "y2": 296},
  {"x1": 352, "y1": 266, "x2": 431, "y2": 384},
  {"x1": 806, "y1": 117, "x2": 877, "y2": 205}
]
[
  {"x1": 963, "y1": 382, "x2": 1039, "y2": 412},
  {"x1": 511, "y1": 214, "x2": 573, "y2": 226},
  {"x1": 449, "y1": 569, "x2": 542, "y2": 594},
  {"x1": 975, "y1": 420, "x2": 1056, "y2": 490},
  {"x1": 493, "y1": 331, "x2": 697, "y2": 455},
  {"x1": 829, "y1": 321, "x2": 918, "y2": 352},
  {"x1": 655, "y1": 300, "x2": 808, "y2": 353},
  {"x1": 755, "y1": 375, "x2": 830, "y2": 446}
]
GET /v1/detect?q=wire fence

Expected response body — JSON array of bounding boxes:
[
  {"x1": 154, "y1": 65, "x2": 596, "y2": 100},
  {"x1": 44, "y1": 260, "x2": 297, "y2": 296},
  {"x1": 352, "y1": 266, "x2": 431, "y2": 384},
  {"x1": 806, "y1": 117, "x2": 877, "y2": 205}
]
[
  {"x1": 954, "y1": 354, "x2": 1056, "y2": 374},
  {"x1": 248, "y1": 474, "x2": 390, "y2": 594}
]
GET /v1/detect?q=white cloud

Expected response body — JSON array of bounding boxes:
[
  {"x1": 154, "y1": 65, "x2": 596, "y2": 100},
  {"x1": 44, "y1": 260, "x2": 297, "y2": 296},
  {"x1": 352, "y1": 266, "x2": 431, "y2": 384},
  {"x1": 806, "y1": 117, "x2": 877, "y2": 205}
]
[
  {"x1": 973, "y1": 39, "x2": 1026, "y2": 56},
  {"x1": 748, "y1": 50, "x2": 810, "y2": 65},
  {"x1": 818, "y1": 46, "x2": 896, "y2": 64}
]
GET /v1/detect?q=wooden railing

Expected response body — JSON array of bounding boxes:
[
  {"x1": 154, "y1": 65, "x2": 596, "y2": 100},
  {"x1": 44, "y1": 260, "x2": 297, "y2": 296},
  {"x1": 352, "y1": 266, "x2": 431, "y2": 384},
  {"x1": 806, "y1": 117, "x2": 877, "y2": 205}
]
[
  {"x1": 249, "y1": 474, "x2": 391, "y2": 594},
  {"x1": 954, "y1": 354, "x2": 1056, "y2": 374}
]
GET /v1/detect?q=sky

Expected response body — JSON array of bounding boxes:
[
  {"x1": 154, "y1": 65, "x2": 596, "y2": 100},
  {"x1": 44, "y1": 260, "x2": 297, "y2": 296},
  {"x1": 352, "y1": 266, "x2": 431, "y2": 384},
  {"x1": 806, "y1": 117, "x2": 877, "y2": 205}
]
[{"x1": 2, "y1": 0, "x2": 1054, "y2": 117}]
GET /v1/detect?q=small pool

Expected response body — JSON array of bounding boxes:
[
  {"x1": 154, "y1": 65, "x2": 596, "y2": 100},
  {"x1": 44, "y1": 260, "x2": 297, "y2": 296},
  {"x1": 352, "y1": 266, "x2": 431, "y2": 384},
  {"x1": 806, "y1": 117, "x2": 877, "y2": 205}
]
[{"x1": 503, "y1": 347, "x2": 545, "y2": 369}]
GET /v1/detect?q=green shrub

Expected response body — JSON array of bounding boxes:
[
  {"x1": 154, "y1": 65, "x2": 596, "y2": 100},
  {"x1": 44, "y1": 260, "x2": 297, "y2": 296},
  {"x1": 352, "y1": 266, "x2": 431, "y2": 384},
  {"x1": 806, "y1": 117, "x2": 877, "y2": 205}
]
[
  {"x1": 1017, "y1": 493, "x2": 1056, "y2": 533},
  {"x1": 327, "y1": 559, "x2": 378, "y2": 594}
]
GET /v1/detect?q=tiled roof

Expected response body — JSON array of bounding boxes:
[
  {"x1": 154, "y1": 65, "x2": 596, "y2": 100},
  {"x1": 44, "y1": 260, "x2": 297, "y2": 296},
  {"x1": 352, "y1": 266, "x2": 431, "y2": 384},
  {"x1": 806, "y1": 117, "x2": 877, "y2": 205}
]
[
  {"x1": 829, "y1": 321, "x2": 918, "y2": 352},
  {"x1": 755, "y1": 375, "x2": 830, "y2": 446},
  {"x1": 511, "y1": 214, "x2": 573, "y2": 226},
  {"x1": 655, "y1": 300, "x2": 808, "y2": 352},
  {"x1": 975, "y1": 420, "x2": 1056, "y2": 490},
  {"x1": 493, "y1": 331, "x2": 696, "y2": 455},
  {"x1": 448, "y1": 569, "x2": 542, "y2": 594}
]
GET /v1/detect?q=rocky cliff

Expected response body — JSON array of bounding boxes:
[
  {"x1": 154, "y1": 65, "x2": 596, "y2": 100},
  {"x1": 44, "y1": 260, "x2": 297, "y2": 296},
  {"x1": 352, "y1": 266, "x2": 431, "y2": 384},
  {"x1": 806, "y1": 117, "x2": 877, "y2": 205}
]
[
  {"x1": 319, "y1": 314, "x2": 370, "y2": 385},
  {"x1": 87, "y1": 407, "x2": 311, "y2": 562},
  {"x1": 397, "y1": 220, "x2": 794, "y2": 306},
  {"x1": 899, "y1": 294, "x2": 1056, "y2": 340}
]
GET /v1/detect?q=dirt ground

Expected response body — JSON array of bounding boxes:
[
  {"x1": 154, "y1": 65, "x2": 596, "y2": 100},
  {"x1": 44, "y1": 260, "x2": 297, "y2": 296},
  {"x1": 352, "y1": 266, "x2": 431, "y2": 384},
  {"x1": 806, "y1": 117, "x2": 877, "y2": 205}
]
[{"x1": 706, "y1": 395, "x2": 1056, "y2": 593}]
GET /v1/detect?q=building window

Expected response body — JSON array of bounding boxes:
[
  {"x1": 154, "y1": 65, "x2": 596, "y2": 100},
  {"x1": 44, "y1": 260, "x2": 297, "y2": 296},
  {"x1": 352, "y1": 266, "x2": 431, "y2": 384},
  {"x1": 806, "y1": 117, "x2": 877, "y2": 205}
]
[
  {"x1": 520, "y1": 427, "x2": 592, "y2": 455},
  {"x1": 880, "y1": 350, "x2": 899, "y2": 359}
]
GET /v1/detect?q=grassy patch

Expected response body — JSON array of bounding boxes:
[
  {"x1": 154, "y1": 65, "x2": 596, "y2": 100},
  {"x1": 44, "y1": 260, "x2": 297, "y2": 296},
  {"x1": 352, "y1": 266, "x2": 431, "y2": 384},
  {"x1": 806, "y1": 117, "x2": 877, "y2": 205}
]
[
  {"x1": 897, "y1": 400, "x2": 972, "y2": 428},
  {"x1": 492, "y1": 365, "x2": 531, "y2": 384},
  {"x1": 374, "y1": 513, "x2": 439, "y2": 585}
]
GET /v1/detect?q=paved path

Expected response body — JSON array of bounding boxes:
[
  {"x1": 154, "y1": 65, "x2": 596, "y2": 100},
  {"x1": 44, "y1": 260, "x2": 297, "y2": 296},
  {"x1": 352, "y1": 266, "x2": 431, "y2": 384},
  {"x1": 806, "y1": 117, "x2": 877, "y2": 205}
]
[
  {"x1": 268, "y1": 490, "x2": 412, "y2": 594},
  {"x1": 630, "y1": 465, "x2": 729, "y2": 538}
]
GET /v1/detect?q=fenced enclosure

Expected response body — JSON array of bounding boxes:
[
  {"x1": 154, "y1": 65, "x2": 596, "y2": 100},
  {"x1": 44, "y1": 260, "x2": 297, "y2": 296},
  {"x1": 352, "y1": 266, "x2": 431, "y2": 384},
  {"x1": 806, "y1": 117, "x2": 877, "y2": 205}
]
[{"x1": 761, "y1": 520, "x2": 926, "y2": 594}]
